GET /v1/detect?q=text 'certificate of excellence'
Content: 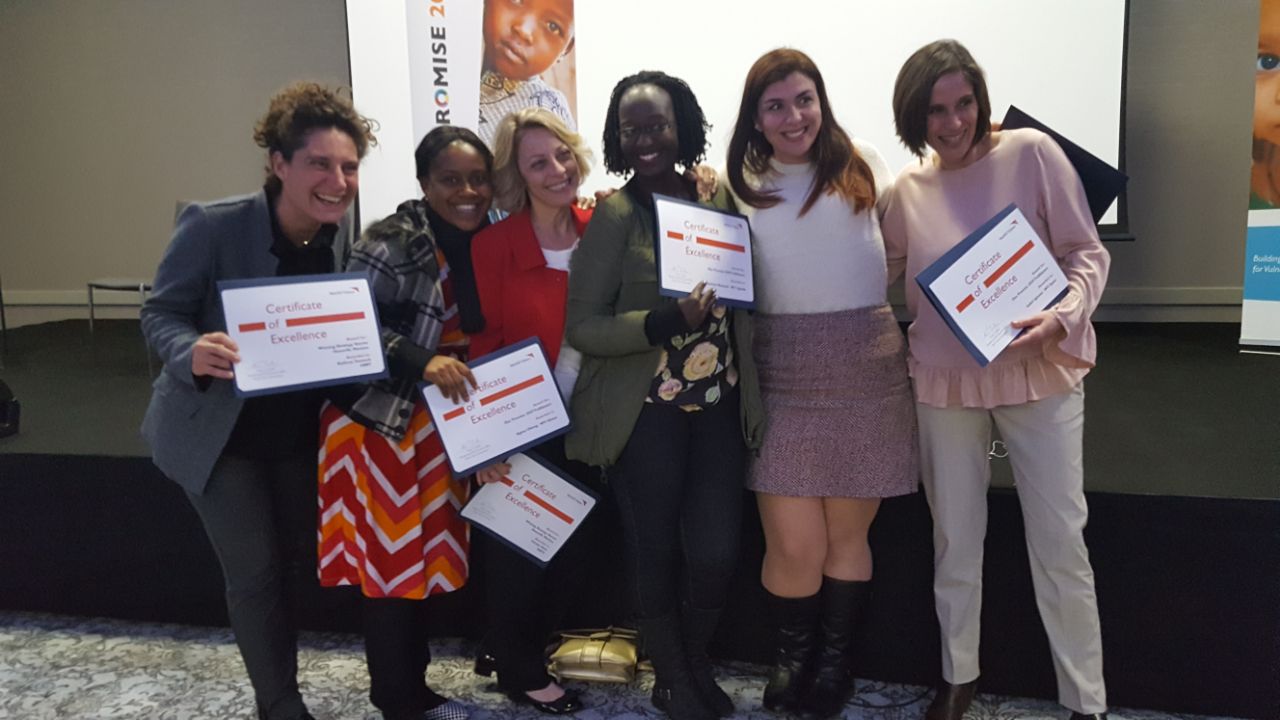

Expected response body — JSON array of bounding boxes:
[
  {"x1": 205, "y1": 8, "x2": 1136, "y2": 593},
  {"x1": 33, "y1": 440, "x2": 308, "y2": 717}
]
[
  {"x1": 653, "y1": 193, "x2": 755, "y2": 309},
  {"x1": 421, "y1": 338, "x2": 571, "y2": 476},
  {"x1": 219, "y1": 272, "x2": 387, "y2": 397},
  {"x1": 461, "y1": 452, "x2": 597, "y2": 566},
  {"x1": 916, "y1": 204, "x2": 1069, "y2": 367}
]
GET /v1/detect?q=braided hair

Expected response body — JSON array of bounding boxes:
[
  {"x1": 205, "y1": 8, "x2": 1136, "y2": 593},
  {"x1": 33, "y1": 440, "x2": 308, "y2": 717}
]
[{"x1": 601, "y1": 70, "x2": 709, "y2": 176}]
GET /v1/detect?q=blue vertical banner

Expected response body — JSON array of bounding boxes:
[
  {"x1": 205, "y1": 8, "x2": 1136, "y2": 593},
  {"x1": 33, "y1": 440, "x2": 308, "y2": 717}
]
[{"x1": 1241, "y1": 221, "x2": 1280, "y2": 346}]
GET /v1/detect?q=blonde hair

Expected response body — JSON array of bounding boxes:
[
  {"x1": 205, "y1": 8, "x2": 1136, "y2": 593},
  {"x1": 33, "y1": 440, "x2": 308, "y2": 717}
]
[{"x1": 491, "y1": 108, "x2": 592, "y2": 212}]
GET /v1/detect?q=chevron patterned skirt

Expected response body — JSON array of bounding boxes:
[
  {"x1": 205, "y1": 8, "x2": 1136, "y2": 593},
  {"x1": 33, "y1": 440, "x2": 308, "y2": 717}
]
[{"x1": 317, "y1": 400, "x2": 470, "y2": 598}]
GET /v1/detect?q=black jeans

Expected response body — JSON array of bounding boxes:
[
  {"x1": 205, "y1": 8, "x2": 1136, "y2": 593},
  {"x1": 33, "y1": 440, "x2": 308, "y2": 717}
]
[
  {"x1": 185, "y1": 453, "x2": 316, "y2": 720},
  {"x1": 608, "y1": 390, "x2": 746, "y2": 618},
  {"x1": 481, "y1": 435, "x2": 606, "y2": 693}
]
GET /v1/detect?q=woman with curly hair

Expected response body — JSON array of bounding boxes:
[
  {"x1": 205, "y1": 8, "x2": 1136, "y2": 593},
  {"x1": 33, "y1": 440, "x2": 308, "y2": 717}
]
[
  {"x1": 564, "y1": 71, "x2": 764, "y2": 720},
  {"x1": 141, "y1": 82, "x2": 375, "y2": 720}
]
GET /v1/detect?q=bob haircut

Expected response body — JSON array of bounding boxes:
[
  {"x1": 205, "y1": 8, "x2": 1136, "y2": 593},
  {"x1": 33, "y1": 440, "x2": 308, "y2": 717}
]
[
  {"x1": 892, "y1": 39, "x2": 992, "y2": 158},
  {"x1": 414, "y1": 125, "x2": 494, "y2": 181},
  {"x1": 727, "y1": 48, "x2": 875, "y2": 215},
  {"x1": 601, "y1": 70, "x2": 709, "y2": 176},
  {"x1": 253, "y1": 82, "x2": 377, "y2": 194},
  {"x1": 491, "y1": 107, "x2": 593, "y2": 213}
]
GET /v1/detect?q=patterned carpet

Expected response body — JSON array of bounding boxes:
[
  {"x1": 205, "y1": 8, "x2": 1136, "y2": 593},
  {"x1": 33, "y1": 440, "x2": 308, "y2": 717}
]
[{"x1": 0, "y1": 612, "x2": 1237, "y2": 720}]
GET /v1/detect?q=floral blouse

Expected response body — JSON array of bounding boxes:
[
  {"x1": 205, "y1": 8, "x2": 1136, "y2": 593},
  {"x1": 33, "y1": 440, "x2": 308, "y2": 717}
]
[{"x1": 646, "y1": 305, "x2": 738, "y2": 411}]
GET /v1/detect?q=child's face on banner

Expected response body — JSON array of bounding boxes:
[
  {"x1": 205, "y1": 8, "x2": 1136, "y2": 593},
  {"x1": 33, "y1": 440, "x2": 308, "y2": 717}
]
[
  {"x1": 1257, "y1": 0, "x2": 1280, "y2": 145},
  {"x1": 483, "y1": 0, "x2": 574, "y2": 81}
]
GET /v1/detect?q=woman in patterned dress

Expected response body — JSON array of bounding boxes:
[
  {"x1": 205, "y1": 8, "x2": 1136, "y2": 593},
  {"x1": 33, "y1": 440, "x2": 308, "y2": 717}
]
[{"x1": 317, "y1": 126, "x2": 495, "y2": 720}]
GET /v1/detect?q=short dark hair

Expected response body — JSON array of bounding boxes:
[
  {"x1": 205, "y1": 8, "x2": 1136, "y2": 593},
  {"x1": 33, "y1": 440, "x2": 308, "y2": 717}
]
[
  {"x1": 414, "y1": 125, "x2": 494, "y2": 180},
  {"x1": 253, "y1": 82, "x2": 377, "y2": 193},
  {"x1": 892, "y1": 39, "x2": 991, "y2": 158},
  {"x1": 727, "y1": 48, "x2": 875, "y2": 215},
  {"x1": 601, "y1": 70, "x2": 709, "y2": 176}
]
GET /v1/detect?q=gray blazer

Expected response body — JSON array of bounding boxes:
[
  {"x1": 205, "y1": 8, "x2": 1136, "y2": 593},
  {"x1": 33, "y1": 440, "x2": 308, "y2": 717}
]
[{"x1": 140, "y1": 190, "x2": 351, "y2": 495}]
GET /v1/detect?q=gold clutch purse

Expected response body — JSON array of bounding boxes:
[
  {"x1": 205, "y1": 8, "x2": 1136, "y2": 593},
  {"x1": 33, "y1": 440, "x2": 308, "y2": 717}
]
[{"x1": 546, "y1": 627, "x2": 640, "y2": 683}]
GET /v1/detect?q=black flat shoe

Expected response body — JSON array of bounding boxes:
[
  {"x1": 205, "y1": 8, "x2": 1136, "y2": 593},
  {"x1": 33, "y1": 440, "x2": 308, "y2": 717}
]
[
  {"x1": 507, "y1": 688, "x2": 584, "y2": 715},
  {"x1": 1069, "y1": 713, "x2": 1108, "y2": 720}
]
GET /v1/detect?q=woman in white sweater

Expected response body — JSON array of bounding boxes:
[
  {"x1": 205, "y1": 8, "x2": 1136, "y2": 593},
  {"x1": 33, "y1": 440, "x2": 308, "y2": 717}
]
[{"x1": 725, "y1": 48, "x2": 918, "y2": 719}]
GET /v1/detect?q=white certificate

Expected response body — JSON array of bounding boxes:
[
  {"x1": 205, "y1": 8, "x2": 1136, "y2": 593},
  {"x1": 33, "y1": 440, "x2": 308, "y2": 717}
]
[
  {"x1": 916, "y1": 204, "x2": 1070, "y2": 367},
  {"x1": 653, "y1": 193, "x2": 755, "y2": 309},
  {"x1": 460, "y1": 452, "x2": 597, "y2": 566},
  {"x1": 218, "y1": 272, "x2": 387, "y2": 397},
  {"x1": 421, "y1": 338, "x2": 571, "y2": 476}
]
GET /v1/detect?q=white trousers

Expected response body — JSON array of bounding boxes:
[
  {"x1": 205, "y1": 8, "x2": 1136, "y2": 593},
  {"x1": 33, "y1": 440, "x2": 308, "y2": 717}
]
[{"x1": 916, "y1": 384, "x2": 1107, "y2": 713}]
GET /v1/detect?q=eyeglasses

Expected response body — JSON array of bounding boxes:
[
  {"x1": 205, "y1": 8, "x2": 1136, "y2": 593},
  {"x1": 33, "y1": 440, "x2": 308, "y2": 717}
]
[{"x1": 619, "y1": 122, "x2": 672, "y2": 141}]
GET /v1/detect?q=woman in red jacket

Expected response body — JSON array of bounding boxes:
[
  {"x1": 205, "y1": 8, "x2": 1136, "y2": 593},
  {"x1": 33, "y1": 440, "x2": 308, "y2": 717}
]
[{"x1": 468, "y1": 107, "x2": 597, "y2": 715}]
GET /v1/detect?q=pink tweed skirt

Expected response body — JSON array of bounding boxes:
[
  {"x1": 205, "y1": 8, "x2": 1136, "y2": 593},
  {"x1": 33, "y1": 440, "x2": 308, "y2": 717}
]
[{"x1": 748, "y1": 305, "x2": 919, "y2": 498}]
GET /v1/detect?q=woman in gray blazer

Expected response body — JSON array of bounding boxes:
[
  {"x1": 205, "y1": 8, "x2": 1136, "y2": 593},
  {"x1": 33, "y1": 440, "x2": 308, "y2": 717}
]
[{"x1": 140, "y1": 82, "x2": 375, "y2": 720}]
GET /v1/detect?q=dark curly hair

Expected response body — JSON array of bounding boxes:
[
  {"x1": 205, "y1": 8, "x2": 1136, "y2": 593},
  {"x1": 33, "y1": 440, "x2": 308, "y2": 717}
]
[
  {"x1": 892, "y1": 39, "x2": 991, "y2": 159},
  {"x1": 601, "y1": 70, "x2": 709, "y2": 176},
  {"x1": 253, "y1": 82, "x2": 378, "y2": 193},
  {"x1": 727, "y1": 48, "x2": 876, "y2": 215},
  {"x1": 414, "y1": 125, "x2": 494, "y2": 180}
]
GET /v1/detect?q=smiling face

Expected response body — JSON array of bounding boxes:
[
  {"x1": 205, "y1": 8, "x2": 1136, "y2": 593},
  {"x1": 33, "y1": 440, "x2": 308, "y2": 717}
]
[
  {"x1": 420, "y1": 140, "x2": 494, "y2": 231},
  {"x1": 755, "y1": 71, "x2": 822, "y2": 165},
  {"x1": 617, "y1": 84, "x2": 678, "y2": 178},
  {"x1": 1257, "y1": 0, "x2": 1280, "y2": 145},
  {"x1": 516, "y1": 126, "x2": 580, "y2": 210},
  {"x1": 271, "y1": 127, "x2": 360, "y2": 236},
  {"x1": 483, "y1": 0, "x2": 574, "y2": 81},
  {"x1": 925, "y1": 71, "x2": 981, "y2": 169}
]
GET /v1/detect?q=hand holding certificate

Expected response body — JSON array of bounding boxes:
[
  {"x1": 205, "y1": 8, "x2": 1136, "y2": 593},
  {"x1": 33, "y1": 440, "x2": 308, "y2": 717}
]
[
  {"x1": 462, "y1": 452, "x2": 597, "y2": 566},
  {"x1": 218, "y1": 272, "x2": 387, "y2": 396},
  {"x1": 653, "y1": 193, "x2": 755, "y2": 309},
  {"x1": 421, "y1": 338, "x2": 571, "y2": 476},
  {"x1": 916, "y1": 204, "x2": 1069, "y2": 367}
]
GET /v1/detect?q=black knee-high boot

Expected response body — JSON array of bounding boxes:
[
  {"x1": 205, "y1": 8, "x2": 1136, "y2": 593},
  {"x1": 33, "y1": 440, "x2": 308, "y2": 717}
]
[
  {"x1": 762, "y1": 590, "x2": 820, "y2": 712},
  {"x1": 642, "y1": 613, "x2": 717, "y2": 720},
  {"x1": 799, "y1": 577, "x2": 871, "y2": 719},
  {"x1": 681, "y1": 604, "x2": 734, "y2": 717}
]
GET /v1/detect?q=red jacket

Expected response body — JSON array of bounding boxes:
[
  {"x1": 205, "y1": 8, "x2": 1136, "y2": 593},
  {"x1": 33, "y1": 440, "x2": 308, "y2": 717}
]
[{"x1": 470, "y1": 205, "x2": 593, "y2": 365}]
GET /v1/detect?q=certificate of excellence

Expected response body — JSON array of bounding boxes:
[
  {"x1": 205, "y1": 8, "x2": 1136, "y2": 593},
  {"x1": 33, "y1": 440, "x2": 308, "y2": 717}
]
[
  {"x1": 460, "y1": 452, "x2": 597, "y2": 566},
  {"x1": 916, "y1": 204, "x2": 1070, "y2": 367},
  {"x1": 218, "y1": 272, "x2": 387, "y2": 397},
  {"x1": 652, "y1": 193, "x2": 755, "y2": 308},
  {"x1": 421, "y1": 338, "x2": 571, "y2": 476}
]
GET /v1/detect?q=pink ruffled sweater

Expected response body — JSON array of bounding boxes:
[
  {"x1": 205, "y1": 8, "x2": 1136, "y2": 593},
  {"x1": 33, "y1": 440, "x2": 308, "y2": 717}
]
[{"x1": 881, "y1": 128, "x2": 1110, "y2": 409}]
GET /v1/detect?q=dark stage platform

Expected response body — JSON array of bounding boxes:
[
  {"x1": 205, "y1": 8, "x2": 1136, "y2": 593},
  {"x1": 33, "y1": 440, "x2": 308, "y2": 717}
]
[{"x1": 1, "y1": 320, "x2": 1277, "y2": 718}]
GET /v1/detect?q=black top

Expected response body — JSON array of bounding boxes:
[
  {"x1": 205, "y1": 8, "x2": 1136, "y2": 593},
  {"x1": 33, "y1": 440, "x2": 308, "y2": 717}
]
[{"x1": 222, "y1": 188, "x2": 339, "y2": 459}]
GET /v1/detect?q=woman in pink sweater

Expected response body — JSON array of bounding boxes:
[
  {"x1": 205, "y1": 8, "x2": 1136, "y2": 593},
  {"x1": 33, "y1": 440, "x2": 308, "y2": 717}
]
[{"x1": 880, "y1": 40, "x2": 1110, "y2": 720}]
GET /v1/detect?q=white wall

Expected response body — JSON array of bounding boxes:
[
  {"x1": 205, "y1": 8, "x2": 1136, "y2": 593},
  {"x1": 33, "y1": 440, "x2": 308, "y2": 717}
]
[{"x1": 0, "y1": 0, "x2": 1259, "y2": 325}]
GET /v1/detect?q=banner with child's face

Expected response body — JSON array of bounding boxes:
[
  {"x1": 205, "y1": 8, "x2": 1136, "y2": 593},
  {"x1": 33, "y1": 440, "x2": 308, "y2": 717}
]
[
  {"x1": 347, "y1": 0, "x2": 578, "y2": 228},
  {"x1": 407, "y1": 0, "x2": 578, "y2": 150},
  {"x1": 1243, "y1": 0, "x2": 1280, "y2": 348}
]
